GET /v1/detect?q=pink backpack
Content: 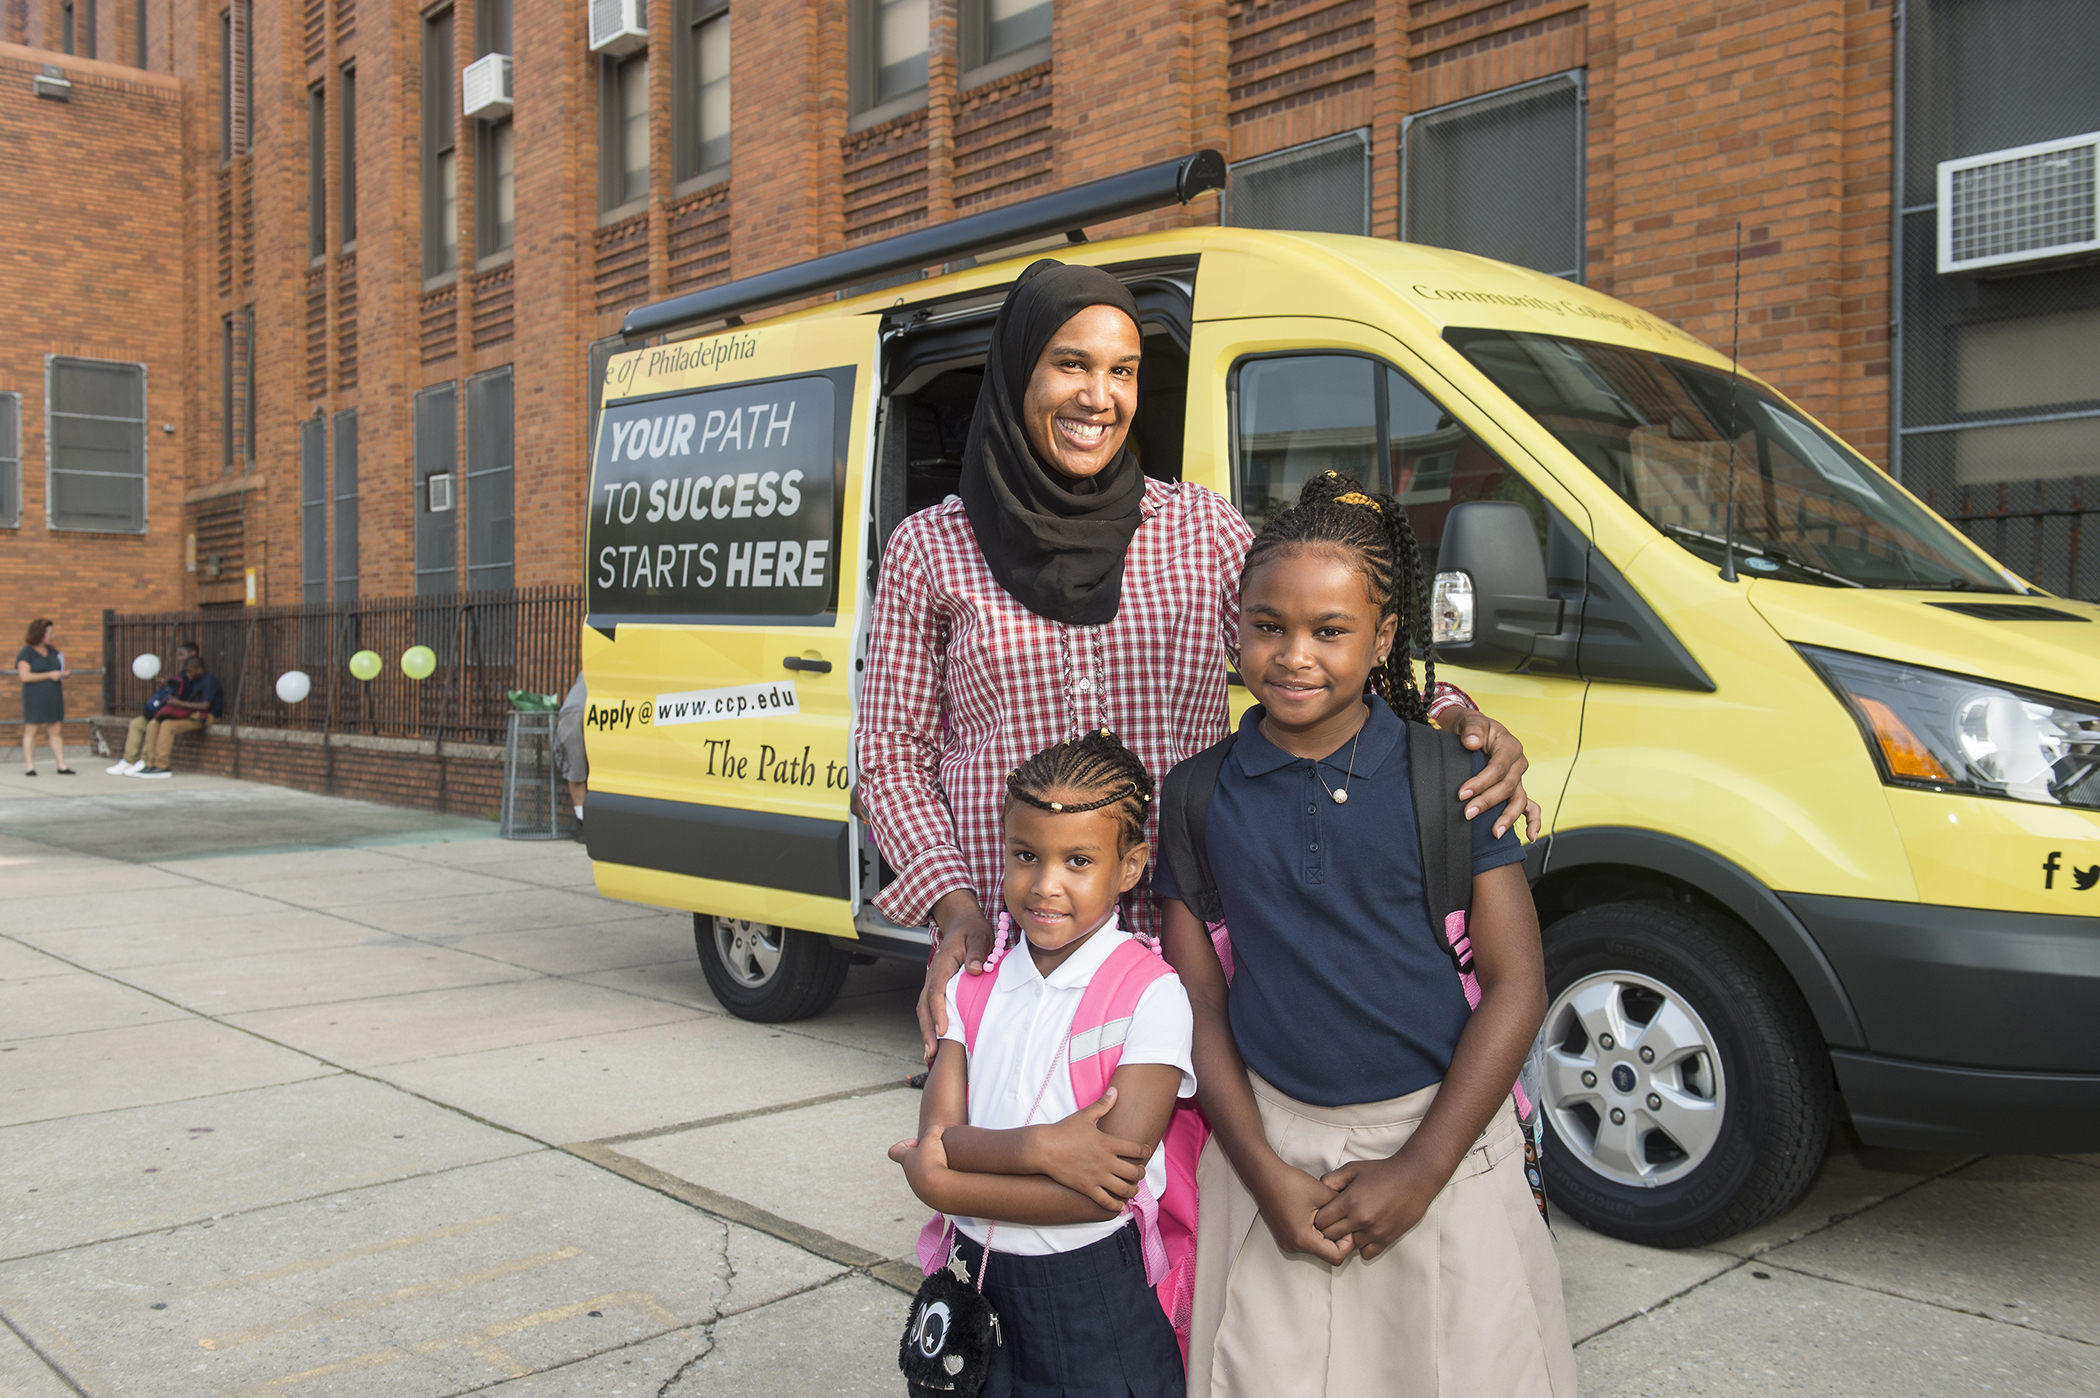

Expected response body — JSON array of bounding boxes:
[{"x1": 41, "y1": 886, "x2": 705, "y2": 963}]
[{"x1": 915, "y1": 926, "x2": 1224, "y2": 1354}]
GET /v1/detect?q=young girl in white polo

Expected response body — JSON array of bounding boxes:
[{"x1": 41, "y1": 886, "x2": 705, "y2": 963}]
[
  {"x1": 890, "y1": 730, "x2": 1194, "y2": 1397},
  {"x1": 1156, "y1": 472, "x2": 1576, "y2": 1396}
]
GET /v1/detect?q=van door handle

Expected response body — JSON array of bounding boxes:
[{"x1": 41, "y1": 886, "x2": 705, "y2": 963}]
[{"x1": 783, "y1": 656, "x2": 833, "y2": 674}]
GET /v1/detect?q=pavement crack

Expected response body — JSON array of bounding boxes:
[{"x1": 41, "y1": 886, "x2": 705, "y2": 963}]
[
  {"x1": 655, "y1": 1336, "x2": 716, "y2": 1396},
  {"x1": 0, "y1": 1305, "x2": 92, "y2": 1397}
]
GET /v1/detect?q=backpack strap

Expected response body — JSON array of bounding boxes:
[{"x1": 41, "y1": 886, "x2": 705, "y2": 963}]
[
  {"x1": 1067, "y1": 938, "x2": 1176, "y2": 1106},
  {"x1": 1406, "y1": 720, "x2": 1477, "y2": 977},
  {"x1": 954, "y1": 953, "x2": 1001, "y2": 1058},
  {"x1": 1158, "y1": 732, "x2": 1238, "y2": 923}
]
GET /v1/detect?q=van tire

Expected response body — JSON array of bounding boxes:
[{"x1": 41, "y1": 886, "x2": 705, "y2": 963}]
[
  {"x1": 1537, "y1": 900, "x2": 1830, "y2": 1248},
  {"x1": 694, "y1": 915, "x2": 851, "y2": 1022}
]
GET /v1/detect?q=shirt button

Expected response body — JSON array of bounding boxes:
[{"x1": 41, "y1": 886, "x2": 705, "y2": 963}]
[
  {"x1": 1309, "y1": 842, "x2": 1320, "y2": 852},
  {"x1": 1307, "y1": 805, "x2": 1315, "y2": 814}
]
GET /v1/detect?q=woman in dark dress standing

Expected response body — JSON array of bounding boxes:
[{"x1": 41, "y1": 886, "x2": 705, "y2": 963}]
[{"x1": 17, "y1": 617, "x2": 74, "y2": 775}]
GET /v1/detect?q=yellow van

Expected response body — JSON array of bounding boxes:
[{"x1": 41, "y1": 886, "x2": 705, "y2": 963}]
[{"x1": 582, "y1": 152, "x2": 2099, "y2": 1245}]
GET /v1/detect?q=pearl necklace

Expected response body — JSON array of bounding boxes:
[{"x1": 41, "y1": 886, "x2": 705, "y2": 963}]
[{"x1": 1313, "y1": 726, "x2": 1364, "y2": 804}]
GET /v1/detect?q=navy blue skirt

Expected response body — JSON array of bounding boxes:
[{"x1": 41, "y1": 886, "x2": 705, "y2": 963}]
[{"x1": 955, "y1": 1222, "x2": 1185, "y2": 1398}]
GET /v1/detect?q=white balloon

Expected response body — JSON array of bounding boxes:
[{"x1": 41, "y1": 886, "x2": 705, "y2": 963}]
[
  {"x1": 132, "y1": 653, "x2": 161, "y2": 680},
  {"x1": 275, "y1": 670, "x2": 312, "y2": 705}
]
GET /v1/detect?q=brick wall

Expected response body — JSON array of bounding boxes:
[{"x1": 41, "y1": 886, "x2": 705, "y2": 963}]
[
  {"x1": 0, "y1": 44, "x2": 186, "y2": 685},
  {"x1": 5, "y1": 0, "x2": 1911, "y2": 814}
]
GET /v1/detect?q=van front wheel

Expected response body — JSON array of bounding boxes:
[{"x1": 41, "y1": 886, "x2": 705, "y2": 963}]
[
  {"x1": 1538, "y1": 901, "x2": 1830, "y2": 1248},
  {"x1": 695, "y1": 915, "x2": 851, "y2": 1022}
]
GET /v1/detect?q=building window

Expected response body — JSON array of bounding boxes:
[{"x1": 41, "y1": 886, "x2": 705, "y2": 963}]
[
  {"x1": 333, "y1": 408, "x2": 359, "y2": 602},
  {"x1": 476, "y1": 0, "x2": 510, "y2": 55},
  {"x1": 222, "y1": 317, "x2": 236, "y2": 473},
  {"x1": 301, "y1": 416, "x2": 327, "y2": 604},
  {"x1": 1228, "y1": 131, "x2": 1371, "y2": 236},
  {"x1": 340, "y1": 67, "x2": 358, "y2": 244},
  {"x1": 602, "y1": 53, "x2": 650, "y2": 210},
  {"x1": 478, "y1": 119, "x2": 515, "y2": 258},
  {"x1": 46, "y1": 357, "x2": 147, "y2": 533},
  {"x1": 219, "y1": 11, "x2": 231, "y2": 158},
  {"x1": 466, "y1": 367, "x2": 514, "y2": 591},
  {"x1": 1896, "y1": 0, "x2": 2100, "y2": 600},
  {"x1": 0, "y1": 392, "x2": 19, "y2": 529},
  {"x1": 414, "y1": 382, "x2": 459, "y2": 593},
  {"x1": 243, "y1": 307, "x2": 255, "y2": 471},
  {"x1": 309, "y1": 83, "x2": 327, "y2": 258},
  {"x1": 83, "y1": 0, "x2": 97, "y2": 57},
  {"x1": 676, "y1": 0, "x2": 729, "y2": 184},
  {"x1": 62, "y1": 0, "x2": 75, "y2": 53},
  {"x1": 1403, "y1": 71, "x2": 1585, "y2": 282},
  {"x1": 961, "y1": 0, "x2": 1048, "y2": 82},
  {"x1": 135, "y1": 0, "x2": 146, "y2": 68},
  {"x1": 424, "y1": 7, "x2": 458, "y2": 276},
  {"x1": 852, "y1": 0, "x2": 926, "y2": 117},
  {"x1": 219, "y1": 0, "x2": 251, "y2": 160}
]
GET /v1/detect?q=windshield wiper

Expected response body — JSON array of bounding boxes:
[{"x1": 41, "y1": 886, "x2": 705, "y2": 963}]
[
  {"x1": 1853, "y1": 578, "x2": 2018, "y2": 594},
  {"x1": 1658, "y1": 524, "x2": 1864, "y2": 587}
]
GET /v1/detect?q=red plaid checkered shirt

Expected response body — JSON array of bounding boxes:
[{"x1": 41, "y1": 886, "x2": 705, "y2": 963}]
[{"x1": 855, "y1": 478, "x2": 1474, "y2": 945}]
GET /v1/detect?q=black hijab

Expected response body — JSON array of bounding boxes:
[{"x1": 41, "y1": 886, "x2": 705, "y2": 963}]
[{"x1": 958, "y1": 260, "x2": 1147, "y2": 626}]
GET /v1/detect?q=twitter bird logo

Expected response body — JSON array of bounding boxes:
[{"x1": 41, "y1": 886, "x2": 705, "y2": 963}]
[{"x1": 2077, "y1": 865, "x2": 2100, "y2": 892}]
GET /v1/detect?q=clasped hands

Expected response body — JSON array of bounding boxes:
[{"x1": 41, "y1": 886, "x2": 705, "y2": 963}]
[
  {"x1": 1254, "y1": 1147, "x2": 1445, "y2": 1264},
  {"x1": 888, "y1": 1088, "x2": 1147, "y2": 1213}
]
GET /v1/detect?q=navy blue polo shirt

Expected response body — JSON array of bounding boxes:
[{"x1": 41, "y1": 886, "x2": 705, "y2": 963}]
[{"x1": 1153, "y1": 700, "x2": 1524, "y2": 1107}]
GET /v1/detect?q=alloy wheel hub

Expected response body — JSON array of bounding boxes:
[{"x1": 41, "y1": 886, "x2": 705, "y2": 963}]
[{"x1": 1542, "y1": 970, "x2": 1727, "y2": 1188}]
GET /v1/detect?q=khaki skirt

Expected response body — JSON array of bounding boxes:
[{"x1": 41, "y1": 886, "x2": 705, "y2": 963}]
[{"x1": 1187, "y1": 1073, "x2": 1576, "y2": 1398}]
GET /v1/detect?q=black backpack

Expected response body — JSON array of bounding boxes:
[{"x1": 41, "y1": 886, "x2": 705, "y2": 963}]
[{"x1": 1157, "y1": 718, "x2": 1478, "y2": 981}]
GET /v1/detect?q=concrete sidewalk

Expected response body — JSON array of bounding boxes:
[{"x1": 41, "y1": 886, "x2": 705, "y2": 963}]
[{"x1": 2, "y1": 765, "x2": 2095, "y2": 1396}]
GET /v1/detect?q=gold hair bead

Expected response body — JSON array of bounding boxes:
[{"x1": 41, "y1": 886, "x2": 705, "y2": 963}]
[
  {"x1": 1335, "y1": 491, "x2": 1383, "y2": 514},
  {"x1": 1050, "y1": 801, "x2": 1064, "y2": 811}
]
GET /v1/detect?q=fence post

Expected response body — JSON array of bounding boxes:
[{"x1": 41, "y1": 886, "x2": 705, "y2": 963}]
[{"x1": 102, "y1": 608, "x2": 116, "y2": 716}]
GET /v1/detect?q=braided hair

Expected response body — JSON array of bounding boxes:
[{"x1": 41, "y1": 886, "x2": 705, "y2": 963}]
[
  {"x1": 1004, "y1": 727, "x2": 1155, "y2": 851},
  {"x1": 1241, "y1": 469, "x2": 1436, "y2": 724}
]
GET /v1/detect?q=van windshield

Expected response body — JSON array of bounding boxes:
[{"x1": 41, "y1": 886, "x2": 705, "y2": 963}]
[{"x1": 1447, "y1": 328, "x2": 2012, "y2": 591}]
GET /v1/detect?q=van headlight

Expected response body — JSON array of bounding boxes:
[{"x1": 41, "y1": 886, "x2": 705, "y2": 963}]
[
  {"x1": 1801, "y1": 646, "x2": 2100, "y2": 809},
  {"x1": 1432, "y1": 571, "x2": 1475, "y2": 645}
]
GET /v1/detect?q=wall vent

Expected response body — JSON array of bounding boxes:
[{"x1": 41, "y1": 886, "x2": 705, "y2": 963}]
[
  {"x1": 427, "y1": 472, "x2": 455, "y2": 513},
  {"x1": 1938, "y1": 131, "x2": 2100, "y2": 277},
  {"x1": 588, "y1": 0, "x2": 647, "y2": 56},
  {"x1": 462, "y1": 53, "x2": 513, "y2": 119}
]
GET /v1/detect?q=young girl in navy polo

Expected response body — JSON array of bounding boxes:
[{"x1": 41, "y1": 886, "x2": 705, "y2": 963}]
[
  {"x1": 890, "y1": 731, "x2": 1195, "y2": 1397},
  {"x1": 1156, "y1": 472, "x2": 1576, "y2": 1397}
]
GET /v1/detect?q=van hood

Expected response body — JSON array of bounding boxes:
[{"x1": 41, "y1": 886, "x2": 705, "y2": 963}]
[{"x1": 1748, "y1": 580, "x2": 2100, "y2": 702}]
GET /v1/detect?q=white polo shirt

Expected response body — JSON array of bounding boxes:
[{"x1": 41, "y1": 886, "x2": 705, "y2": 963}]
[{"x1": 940, "y1": 917, "x2": 1197, "y2": 1256}]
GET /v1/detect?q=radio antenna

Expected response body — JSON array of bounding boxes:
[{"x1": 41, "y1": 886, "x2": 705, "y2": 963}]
[{"x1": 1719, "y1": 221, "x2": 1744, "y2": 584}]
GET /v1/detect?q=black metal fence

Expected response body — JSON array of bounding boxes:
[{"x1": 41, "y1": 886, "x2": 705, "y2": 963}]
[
  {"x1": 1925, "y1": 477, "x2": 2096, "y2": 603},
  {"x1": 102, "y1": 586, "x2": 585, "y2": 747}
]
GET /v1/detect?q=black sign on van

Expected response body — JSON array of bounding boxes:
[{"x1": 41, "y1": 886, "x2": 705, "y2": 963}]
[{"x1": 589, "y1": 372, "x2": 843, "y2": 622}]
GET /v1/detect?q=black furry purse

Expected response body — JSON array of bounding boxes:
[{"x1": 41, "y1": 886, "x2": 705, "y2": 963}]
[{"x1": 899, "y1": 1230, "x2": 1001, "y2": 1397}]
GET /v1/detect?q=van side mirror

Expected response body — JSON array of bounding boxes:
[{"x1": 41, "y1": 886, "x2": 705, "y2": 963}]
[{"x1": 1430, "y1": 502, "x2": 1565, "y2": 671}]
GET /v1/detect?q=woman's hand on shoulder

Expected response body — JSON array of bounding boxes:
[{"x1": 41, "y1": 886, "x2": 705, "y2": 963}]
[
  {"x1": 919, "y1": 892, "x2": 996, "y2": 1063},
  {"x1": 1440, "y1": 708, "x2": 1541, "y2": 842},
  {"x1": 1312, "y1": 1151, "x2": 1446, "y2": 1261}
]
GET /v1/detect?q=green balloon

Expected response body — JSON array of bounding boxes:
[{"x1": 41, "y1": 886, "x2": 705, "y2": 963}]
[
  {"x1": 401, "y1": 645, "x2": 438, "y2": 680},
  {"x1": 348, "y1": 649, "x2": 382, "y2": 681}
]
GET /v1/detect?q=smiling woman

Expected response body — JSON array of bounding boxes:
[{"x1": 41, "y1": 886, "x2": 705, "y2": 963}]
[{"x1": 852, "y1": 260, "x2": 1541, "y2": 1066}]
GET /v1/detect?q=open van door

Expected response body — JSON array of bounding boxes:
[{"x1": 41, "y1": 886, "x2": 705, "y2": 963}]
[{"x1": 581, "y1": 316, "x2": 882, "y2": 1020}]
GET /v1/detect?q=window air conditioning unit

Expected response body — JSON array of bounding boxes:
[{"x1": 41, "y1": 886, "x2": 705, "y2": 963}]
[
  {"x1": 589, "y1": 0, "x2": 647, "y2": 56},
  {"x1": 462, "y1": 53, "x2": 512, "y2": 120},
  {"x1": 427, "y1": 473, "x2": 455, "y2": 513},
  {"x1": 1938, "y1": 131, "x2": 2100, "y2": 277}
]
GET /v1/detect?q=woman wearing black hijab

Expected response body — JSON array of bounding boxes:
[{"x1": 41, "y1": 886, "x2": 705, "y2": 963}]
[{"x1": 853, "y1": 260, "x2": 1536, "y2": 1058}]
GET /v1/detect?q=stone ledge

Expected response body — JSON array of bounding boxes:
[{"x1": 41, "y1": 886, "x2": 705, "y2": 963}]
[{"x1": 91, "y1": 715, "x2": 503, "y2": 763}]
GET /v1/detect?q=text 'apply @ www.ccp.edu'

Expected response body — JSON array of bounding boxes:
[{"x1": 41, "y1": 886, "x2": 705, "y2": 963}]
[{"x1": 585, "y1": 680, "x2": 802, "y2": 733}]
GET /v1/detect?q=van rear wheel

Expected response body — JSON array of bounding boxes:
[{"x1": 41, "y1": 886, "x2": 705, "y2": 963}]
[
  {"x1": 695, "y1": 915, "x2": 851, "y2": 1022},
  {"x1": 1538, "y1": 900, "x2": 1830, "y2": 1248}
]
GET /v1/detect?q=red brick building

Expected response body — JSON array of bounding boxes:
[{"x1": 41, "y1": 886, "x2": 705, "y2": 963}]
[{"x1": 3, "y1": 0, "x2": 2094, "y2": 698}]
